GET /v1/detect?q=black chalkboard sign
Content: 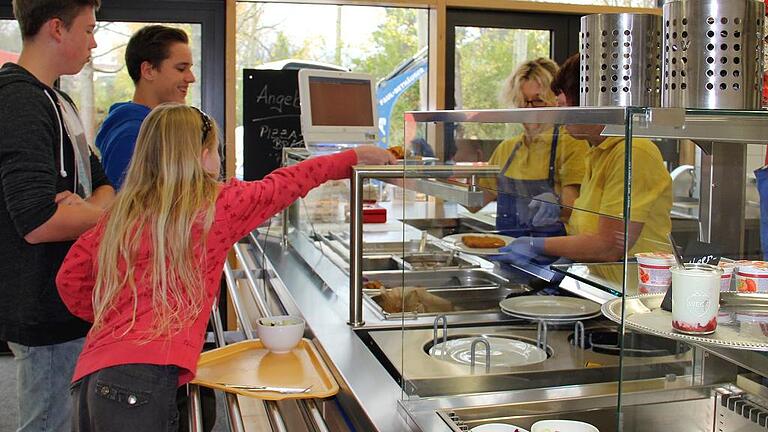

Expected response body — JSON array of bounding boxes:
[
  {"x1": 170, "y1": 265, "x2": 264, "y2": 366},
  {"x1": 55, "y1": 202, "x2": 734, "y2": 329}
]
[
  {"x1": 243, "y1": 69, "x2": 304, "y2": 180},
  {"x1": 681, "y1": 240, "x2": 722, "y2": 266}
]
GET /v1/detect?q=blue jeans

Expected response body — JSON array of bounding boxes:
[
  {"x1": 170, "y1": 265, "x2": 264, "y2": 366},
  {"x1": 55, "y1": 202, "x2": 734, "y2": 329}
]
[{"x1": 8, "y1": 338, "x2": 84, "y2": 432}]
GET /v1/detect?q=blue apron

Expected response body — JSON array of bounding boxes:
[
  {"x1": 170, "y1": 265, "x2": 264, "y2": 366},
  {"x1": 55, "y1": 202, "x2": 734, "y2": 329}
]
[
  {"x1": 755, "y1": 166, "x2": 768, "y2": 260},
  {"x1": 496, "y1": 127, "x2": 566, "y2": 238}
]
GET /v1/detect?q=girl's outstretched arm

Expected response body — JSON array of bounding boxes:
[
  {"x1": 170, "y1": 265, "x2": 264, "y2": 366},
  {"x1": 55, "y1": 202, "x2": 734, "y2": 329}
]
[{"x1": 221, "y1": 147, "x2": 393, "y2": 243}]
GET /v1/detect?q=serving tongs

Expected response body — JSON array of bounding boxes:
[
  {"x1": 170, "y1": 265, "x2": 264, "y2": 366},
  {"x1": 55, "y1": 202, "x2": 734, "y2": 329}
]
[{"x1": 218, "y1": 383, "x2": 312, "y2": 394}]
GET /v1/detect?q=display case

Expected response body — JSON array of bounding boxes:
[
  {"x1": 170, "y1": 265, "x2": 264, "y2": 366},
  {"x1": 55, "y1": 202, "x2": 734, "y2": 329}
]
[{"x1": 264, "y1": 106, "x2": 768, "y2": 432}]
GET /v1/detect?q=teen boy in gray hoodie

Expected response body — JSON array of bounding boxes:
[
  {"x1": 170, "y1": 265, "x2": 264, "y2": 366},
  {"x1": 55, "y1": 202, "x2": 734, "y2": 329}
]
[{"x1": 0, "y1": 1, "x2": 114, "y2": 430}]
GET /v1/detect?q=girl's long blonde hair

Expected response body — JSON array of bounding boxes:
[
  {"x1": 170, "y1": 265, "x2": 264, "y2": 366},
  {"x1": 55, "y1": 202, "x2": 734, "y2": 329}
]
[{"x1": 92, "y1": 103, "x2": 221, "y2": 338}]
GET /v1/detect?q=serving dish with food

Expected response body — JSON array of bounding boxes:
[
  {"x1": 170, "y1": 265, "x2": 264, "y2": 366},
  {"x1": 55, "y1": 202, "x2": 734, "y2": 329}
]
[{"x1": 442, "y1": 233, "x2": 515, "y2": 255}]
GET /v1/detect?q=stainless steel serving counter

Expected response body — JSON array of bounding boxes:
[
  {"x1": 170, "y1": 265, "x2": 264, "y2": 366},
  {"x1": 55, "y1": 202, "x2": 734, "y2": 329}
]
[
  {"x1": 242, "y1": 201, "x2": 573, "y2": 431},
  {"x1": 239, "y1": 225, "x2": 697, "y2": 432},
  {"x1": 235, "y1": 201, "x2": 746, "y2": 431}
]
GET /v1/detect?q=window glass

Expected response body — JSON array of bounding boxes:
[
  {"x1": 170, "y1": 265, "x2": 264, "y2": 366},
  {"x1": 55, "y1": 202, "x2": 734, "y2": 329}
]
[
  {"x1": 0, "y1": 19, "x2": 21, "y2": 57},
  {"x1": 236, "y1": 2, "x2": 429, "y2": 177},
  {"x1": 0, "y1": 20, "x2": 201, "y2": 146},
  {"x1": 536, "y1": 0, "x2": 655, "y2": 5},
  {"x1": 58, "y1": 22, "x2": 202, "y2": 145},
  {"x1": 0, "y1": 20, "x2": 201, "y2": 148},
  {"x1": 455, "y1": 27, "x2": 550, "y2": 140}
]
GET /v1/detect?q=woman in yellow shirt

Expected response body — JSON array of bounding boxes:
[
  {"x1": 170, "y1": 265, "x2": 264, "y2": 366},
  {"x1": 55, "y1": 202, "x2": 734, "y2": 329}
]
[
  {"x1": 483, "y1": 58, "x2": 589, "y2": 237},
  {"x1": 494, "y1": 54, "x2": 672, "y2": 266}
]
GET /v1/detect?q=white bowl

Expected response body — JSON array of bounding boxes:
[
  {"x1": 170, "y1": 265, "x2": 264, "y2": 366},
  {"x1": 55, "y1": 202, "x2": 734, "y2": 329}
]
[
  {"x1": 471, "y1": 423, "x2": 528, "y2": 432},
  {"x1": 531, "y1": 420, "x2": 599, "y2": 432},
  {"x1": 256, "y1": 315, "x2": 305, "y2": 354}
]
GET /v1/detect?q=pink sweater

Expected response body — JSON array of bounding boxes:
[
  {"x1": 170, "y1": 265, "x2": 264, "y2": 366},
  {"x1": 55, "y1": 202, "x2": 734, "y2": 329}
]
[{"x1": 56, "y1": 150, "x2": 357, "y2": 385}]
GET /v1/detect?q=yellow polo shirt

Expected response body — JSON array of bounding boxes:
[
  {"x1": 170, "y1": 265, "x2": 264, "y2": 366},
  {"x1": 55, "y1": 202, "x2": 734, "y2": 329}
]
[
  {"x1": 479, "y1": 127, "x2": 588, "y2": 194},
  {"x1": 566, "y1": 137, "x2": 672, "y2": 255}
]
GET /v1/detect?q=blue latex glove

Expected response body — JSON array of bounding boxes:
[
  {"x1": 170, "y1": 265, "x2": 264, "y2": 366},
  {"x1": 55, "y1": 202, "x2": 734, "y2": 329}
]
[
  {"x1": 528, "y1": 192, "x2": 560, "y2": 227},
  {"x1": 490, "y1": 236, "x2": 546, "y2": 267}
]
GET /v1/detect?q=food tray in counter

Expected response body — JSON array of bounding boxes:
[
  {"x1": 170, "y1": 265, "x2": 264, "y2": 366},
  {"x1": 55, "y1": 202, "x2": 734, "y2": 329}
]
[
  {"x1": 362, "y1": 269, "x2": 529, "y2": 319},
  {"x1": 601, "y1": 292, "x2": 768, "y2": 351},
  {"x1": 192, "y1": 339, "x2": 339, "y2": 400}
]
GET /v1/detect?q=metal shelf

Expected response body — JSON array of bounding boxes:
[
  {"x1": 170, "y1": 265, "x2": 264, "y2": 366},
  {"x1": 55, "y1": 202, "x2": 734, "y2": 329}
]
[
  {"x1": 407, "y1": 107, "x2": 768, "y2": 145},
  {"x1": 407, "y1": 106, "x2": 631, "y2": 125},
  {"x1": 605, "y1": 109, "x2": 768, "y2": 144}
]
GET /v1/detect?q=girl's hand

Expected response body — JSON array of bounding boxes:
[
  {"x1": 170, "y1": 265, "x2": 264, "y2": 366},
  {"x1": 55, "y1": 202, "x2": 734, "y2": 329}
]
[{"x1": 354, "y1": 145, "x2": 397, "y2": 165}]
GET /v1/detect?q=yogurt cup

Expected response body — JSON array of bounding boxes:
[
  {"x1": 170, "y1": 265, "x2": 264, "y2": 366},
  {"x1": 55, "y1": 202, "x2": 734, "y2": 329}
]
[
  {"x1": 735, "y1": 261, "x2": 768, "y2": 293},
  {"x1": 718, "y1": 261, "x2": 735, "y2": 292},
  {"x1": 670, "y1": 263, "x2": 722, "y2": 335},
  {"x1": 635, "y1": 252, "x2": 675, "y2": 294}
]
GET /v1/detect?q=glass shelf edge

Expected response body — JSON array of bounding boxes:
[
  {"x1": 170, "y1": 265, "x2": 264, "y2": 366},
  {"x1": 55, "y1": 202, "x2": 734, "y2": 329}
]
[{"x1": 551, "y1": 263, "x2": 624, "y2": 298}]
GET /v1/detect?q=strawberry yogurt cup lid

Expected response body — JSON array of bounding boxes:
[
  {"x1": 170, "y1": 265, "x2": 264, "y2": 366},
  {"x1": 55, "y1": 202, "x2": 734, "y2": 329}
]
[
  {"x1": 738, "y1": 261, "x2": 768, "y2": 274},
  {"x1": 635, "y1": 252, "x2": 675, "y2": 265}
]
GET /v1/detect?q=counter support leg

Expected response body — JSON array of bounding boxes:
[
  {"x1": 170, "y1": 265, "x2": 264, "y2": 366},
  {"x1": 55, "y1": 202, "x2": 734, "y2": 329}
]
[{"x1": 349, "y1": 168, "x2": 365, "y2": 327}]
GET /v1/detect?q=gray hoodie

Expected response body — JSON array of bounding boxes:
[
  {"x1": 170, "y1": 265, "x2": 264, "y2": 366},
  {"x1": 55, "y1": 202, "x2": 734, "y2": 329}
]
[{"x1": 0, "y1": 62, "x2": 111, "y2": 346}]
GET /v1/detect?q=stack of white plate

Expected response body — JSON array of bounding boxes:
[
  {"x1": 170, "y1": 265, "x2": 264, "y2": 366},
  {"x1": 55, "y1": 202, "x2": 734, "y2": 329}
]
[{"x1": 499, "y1": 297, "x2": 602, "y2": 323}]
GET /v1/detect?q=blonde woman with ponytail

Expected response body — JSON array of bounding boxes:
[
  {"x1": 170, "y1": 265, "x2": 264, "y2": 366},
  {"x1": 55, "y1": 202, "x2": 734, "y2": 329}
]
[{"x1": 56, "y1": 103, "x2": 394, "y2": 431}]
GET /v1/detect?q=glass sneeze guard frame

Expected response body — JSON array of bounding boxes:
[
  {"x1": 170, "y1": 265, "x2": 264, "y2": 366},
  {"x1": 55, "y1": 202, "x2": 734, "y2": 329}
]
[
  {"x1": 397, "y1": 106, "x2": 768, "y2": 432},
  {"x1": 403, "y1": 106, "x2": 768, "y2": 298}
]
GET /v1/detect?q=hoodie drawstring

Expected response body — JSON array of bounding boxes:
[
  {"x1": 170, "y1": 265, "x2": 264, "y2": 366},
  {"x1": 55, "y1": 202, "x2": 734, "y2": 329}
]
[{"x1": 42, "y1": 89, "x2": 67, "y2": 179}]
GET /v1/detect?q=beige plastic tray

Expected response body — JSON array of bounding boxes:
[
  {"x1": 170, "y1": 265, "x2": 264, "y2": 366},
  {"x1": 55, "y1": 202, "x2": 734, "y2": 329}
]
[{"x1": 192, "y1": 339, "x2": 339, "y2": 400}]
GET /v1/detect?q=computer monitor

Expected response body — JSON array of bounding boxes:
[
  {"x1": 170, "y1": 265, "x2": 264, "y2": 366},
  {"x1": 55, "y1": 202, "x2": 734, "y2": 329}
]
[{"x1": 297, "y1": 69, "x2": 378, "y2": 152}]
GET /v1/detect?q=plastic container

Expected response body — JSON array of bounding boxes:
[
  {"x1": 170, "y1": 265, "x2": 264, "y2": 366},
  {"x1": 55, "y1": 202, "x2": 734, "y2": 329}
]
[
  {"x1": 670, "y1": 263, "x2": 722, "y2": 334},
  {"x1": 718, "y1": 261, "x2": 735, "y2": 291},
  {"x1": 736, "y1": 261, "x2": 768, "y2": 293},
  {"x1": 635, "y1": 252, "x2": 676, "y2": 293},
  {"x1": 362, "y1": 204, "x2": 387, "y2": 223}
]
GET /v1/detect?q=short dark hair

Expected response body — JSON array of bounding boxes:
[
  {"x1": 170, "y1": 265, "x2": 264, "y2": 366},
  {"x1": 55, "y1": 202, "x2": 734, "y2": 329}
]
[
  {"x1": 13, "y1": 0, "x2": 100, "y2": 40},
  {"x1": 125, "y1": 25, "x2": 189, "y2": 84},
  {"x1": 551, "y1": 53, "x2": 580, "y2": 107}
]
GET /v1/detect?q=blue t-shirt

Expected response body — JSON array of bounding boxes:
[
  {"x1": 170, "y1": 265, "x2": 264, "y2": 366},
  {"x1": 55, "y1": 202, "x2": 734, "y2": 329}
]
[{"x1": 95, "y1": 102, "x2": 151, "y2": 189}]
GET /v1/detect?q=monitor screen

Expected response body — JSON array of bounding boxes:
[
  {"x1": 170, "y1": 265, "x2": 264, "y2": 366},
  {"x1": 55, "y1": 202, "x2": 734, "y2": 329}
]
[
  {"x1": 298, "y1": 69, "x2": 378, "y2": 149},
  {"x1": 308, "y1": 76, "x2": 374, "y2": 127}
]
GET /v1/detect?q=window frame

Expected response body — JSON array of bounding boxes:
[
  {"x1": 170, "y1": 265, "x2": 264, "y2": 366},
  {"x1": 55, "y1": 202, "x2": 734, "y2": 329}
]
[
  {"x1": 0, "y1": 0, "x2": 225, "y2": 128},
  {"x1": 445, "y1": 8, "x2": 581, "y2": 109}
]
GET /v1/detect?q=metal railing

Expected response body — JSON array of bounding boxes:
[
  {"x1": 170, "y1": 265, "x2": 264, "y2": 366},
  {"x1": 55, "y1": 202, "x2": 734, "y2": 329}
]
[
  {"x1": 220, "y1": 248, "x2": 332, "y2": 432},
  {"x1": 187, "y1": 285, "x2": 248, "y2": 432}
]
